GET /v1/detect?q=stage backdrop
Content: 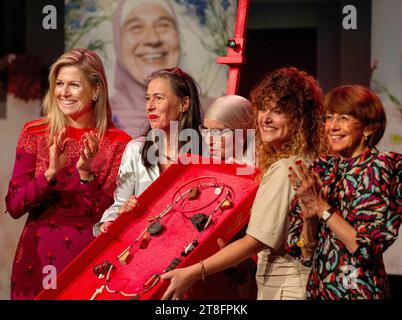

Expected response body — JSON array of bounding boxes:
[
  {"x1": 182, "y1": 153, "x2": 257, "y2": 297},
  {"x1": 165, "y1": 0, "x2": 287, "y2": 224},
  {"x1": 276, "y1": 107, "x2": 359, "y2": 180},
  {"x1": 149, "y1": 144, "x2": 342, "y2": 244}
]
[
  {"x1": 0, "y1": 55, "x2": 41, "y2": 299},
  {"x1": 0, "y1": 0, "x2": 236, "y2": 300},
  {"x1": 371, "y1": 0, "x2": 402, "y2": 275},
  {"x1": 65, "y1": 0, "x2": 236, "y2": 137}
]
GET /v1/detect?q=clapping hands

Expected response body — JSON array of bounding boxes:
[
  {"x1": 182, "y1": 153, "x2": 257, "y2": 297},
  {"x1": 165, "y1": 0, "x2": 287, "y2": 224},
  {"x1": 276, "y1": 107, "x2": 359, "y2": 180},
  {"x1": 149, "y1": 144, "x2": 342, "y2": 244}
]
[
  {"x1": 288, "y1": 160, "x2": 329, "y2": 219},
  {"x1": 76, "y1": 131, "x2": 100, "y2": 178},
  {"x1": 45, "y1": 128, "x2": 70, "y2": 183}
]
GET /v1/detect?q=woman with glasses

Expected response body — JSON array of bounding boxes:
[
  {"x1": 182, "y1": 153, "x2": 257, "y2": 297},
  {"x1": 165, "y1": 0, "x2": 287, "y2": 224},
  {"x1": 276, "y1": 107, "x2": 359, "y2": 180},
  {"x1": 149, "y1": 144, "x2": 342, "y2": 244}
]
[
  {"x1": 199, "y1": 95, "x2": 254, "y2": 163},
  {"x1": 287, "y1": 84, "x2": 402, "y2": 299},
  {"x1": 94, "y1": 67, "x2": 202, "y2": 235},
  {"x1": 161, "y1": 67, "x2": 325, "y2": 300},
  {"x1": 190, "y1": 95, "x2": 258, "y2": 300}
]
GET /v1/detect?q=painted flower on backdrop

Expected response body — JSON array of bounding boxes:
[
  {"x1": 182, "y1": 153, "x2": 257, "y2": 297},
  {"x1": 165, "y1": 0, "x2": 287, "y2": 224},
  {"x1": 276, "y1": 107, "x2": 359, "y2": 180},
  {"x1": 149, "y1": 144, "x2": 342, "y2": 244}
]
[
  {"x1": 65, "y1": 0, "x2": 116, "y2": 57},
  {"x1": 370, "y1": 59, "x2": 402, "y2": 146},
  {"x1": 174, "y1": 0, "x2": 236, "y2": 95},
  {"x1": 6, "y1": 55, "x2": 41, "y2": 102},
  {"x1": 175, "y1": 0, "x2": 234, "y2": 56}
]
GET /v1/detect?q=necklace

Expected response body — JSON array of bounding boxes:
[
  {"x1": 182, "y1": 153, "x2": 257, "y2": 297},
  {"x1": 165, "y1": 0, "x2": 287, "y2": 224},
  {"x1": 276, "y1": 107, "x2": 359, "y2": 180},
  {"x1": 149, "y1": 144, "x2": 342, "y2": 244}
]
[
  {"x1": 117, "y1": 176, "x2": 231, "y2": 264},
  {"x1": 90, "y1": 262, "x2": 159, "y2": 300},
  {"x1": 91, "y1": 176, "x2": 235, "y2": 299}
]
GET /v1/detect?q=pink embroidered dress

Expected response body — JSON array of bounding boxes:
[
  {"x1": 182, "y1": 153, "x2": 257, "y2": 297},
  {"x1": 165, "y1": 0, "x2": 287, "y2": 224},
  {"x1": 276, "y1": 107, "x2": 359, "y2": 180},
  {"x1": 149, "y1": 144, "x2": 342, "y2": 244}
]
[{"x1": 5, "y1": 119, "x2": 131, "y2": 299}]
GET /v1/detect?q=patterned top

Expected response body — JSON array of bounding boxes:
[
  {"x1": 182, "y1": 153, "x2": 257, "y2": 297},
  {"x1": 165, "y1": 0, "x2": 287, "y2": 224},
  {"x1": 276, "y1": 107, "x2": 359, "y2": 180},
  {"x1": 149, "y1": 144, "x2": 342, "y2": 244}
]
[
  {"x1": 287, "y1": 148, "x2": 402, "y2": 299},
  {"x1": 5, "y1": 119, "x2": 131, "y2": 299}
]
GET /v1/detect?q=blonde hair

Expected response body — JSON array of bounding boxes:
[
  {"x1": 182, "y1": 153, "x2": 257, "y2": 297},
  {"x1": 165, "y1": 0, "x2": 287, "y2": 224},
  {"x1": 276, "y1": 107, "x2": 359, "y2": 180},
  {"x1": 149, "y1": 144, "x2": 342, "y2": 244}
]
[
  {"x1": 251, "y1": 67, "x2": 326, "y2": 173},
  {"x1": 32, "y1": 48, "x2": 112, "y2": 141}
]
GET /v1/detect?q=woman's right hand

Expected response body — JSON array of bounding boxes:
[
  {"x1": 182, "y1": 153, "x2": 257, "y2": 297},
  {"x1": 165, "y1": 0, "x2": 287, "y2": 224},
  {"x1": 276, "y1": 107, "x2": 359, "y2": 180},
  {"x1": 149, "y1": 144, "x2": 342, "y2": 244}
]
[
  {"x1": 161, "y1": 267, "x2": 198, "y2": 300},
  {"x1": 118, "y1": 196, "x2": 138, "y2": 214},
  {"x1": 45, "y1": 128, "x2": 69, "y2": 183},
  {"x1": 100, "y1": 196, "x2": 138, "y2": 234},
  {"x1": 100, "y1": 221, "x2": 112, "y2": 234}
]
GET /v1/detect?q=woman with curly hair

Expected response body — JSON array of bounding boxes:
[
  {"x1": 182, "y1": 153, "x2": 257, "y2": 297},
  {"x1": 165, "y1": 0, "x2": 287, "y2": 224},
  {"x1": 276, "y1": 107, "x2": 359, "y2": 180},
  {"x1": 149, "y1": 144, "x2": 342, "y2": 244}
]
[{"x1": 160, "y1": 66, "x2": 325, "y2": 300}]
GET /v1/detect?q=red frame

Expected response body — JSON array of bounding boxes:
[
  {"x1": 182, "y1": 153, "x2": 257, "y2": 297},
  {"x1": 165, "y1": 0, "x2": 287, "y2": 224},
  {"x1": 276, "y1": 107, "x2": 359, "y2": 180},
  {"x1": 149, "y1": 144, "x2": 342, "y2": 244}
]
[{"x1": 216, "y1": 0, "x2": 250, "y2": 94}]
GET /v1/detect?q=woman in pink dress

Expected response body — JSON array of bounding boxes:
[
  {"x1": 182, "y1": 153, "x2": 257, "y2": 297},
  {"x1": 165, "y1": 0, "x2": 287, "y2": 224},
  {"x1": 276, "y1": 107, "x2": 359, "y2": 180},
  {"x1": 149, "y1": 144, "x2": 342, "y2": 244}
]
[{"x1": 5, "y1": 48, "x2": 131, "y2": 299}]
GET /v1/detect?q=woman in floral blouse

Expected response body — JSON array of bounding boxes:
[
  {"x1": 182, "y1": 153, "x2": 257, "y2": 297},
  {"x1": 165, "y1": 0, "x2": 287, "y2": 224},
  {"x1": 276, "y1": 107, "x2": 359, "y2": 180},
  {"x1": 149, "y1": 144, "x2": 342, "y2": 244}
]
[{"x1": 287, "y1": 84, "x2": 402, "y2": 299}]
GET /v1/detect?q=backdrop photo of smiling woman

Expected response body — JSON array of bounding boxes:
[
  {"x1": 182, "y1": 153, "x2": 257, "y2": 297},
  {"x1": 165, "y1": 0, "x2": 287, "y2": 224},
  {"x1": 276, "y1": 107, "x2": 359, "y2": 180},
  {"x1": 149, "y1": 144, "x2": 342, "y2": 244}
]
[{"x1": 110, "y1": 0, "x2": 181, "y2": 137}]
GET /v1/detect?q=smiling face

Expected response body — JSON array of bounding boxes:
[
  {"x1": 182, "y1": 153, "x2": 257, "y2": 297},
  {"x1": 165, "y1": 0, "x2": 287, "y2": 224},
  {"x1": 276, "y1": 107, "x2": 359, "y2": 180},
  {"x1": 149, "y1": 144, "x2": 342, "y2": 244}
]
[
  {"x1": 324, "y1": 112, "x2": 370, "y2": 158},
  {"x1": 120, "y1": 3, "x2": 180, "y2": 85},
  {"x1": 258, "y1": 103, "x2": 291, "y2": 151},
  {"x1": 202, "y1": 118, "x2": 235, "y2": 160},
  {"x1": 55, "y1": 65, "x2": 97, "y2": 123},
  {"x1": 146, "y1": 77, "x2": 184, "y2": 133}
]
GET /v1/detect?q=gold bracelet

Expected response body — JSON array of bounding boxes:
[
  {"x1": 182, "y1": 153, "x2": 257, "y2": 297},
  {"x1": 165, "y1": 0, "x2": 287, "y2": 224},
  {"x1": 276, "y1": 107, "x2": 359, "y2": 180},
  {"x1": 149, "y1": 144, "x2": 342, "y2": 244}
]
[
  {"x1": 296, "y1": 236, "x2": 317, "y2": 250},
  {"x1": 199, "y1": 260, "x2": 206, "y2": 282}
]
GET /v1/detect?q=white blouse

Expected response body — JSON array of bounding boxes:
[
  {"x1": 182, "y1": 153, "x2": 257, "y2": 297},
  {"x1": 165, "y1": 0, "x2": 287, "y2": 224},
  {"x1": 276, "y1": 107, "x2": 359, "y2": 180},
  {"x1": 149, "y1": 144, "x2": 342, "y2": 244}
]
[{"x1": 93, "y1": 138, "x2": 160, "y2": 236}]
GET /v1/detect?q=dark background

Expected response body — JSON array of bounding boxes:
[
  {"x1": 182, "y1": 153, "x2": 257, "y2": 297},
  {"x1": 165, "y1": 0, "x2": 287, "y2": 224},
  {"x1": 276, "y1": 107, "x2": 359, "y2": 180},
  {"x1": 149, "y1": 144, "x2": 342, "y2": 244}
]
[{"x1": 0, "y1": 0, "x2": 371, "y2": 97}]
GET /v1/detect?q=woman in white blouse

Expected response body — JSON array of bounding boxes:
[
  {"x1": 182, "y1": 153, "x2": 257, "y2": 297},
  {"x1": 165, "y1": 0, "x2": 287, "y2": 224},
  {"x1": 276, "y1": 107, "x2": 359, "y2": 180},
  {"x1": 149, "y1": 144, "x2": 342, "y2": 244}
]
[{"x1": 94, "y1": 67, "x2": 202, "y2": 236}]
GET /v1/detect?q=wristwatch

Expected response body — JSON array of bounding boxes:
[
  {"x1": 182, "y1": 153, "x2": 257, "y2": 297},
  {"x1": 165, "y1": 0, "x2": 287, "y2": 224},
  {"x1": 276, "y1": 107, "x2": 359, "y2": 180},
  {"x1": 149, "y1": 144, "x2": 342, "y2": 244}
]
[{"x1": 320, "y1": 207, "x2": 334, "y2": 223}]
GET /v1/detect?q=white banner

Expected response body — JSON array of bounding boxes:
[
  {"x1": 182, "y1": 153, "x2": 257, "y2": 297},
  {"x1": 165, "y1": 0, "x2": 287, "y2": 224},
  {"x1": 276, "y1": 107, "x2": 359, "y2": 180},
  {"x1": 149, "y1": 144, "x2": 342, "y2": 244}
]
[{"x1": 371, "y1": 0, "x2": 402, "y2": 275}]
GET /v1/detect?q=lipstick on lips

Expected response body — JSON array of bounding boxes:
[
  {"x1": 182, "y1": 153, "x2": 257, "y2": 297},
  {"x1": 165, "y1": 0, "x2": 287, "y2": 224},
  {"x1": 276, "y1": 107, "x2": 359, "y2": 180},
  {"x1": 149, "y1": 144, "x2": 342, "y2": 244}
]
[{"x1": 148, "y1": 114, "x2": 159, "y2": 120}]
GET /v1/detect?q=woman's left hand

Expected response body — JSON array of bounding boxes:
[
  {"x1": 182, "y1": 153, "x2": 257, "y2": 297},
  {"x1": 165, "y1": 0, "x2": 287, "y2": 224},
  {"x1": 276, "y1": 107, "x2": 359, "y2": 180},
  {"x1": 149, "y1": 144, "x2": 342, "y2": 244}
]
[
  {"x1": 160, "y1": 267, "x2": 197, "y2": 300},
  {"x1": 288, "y1": 160, "x2": 329, "y2": 218},
  {"x1": 76, "y1": 131, "x2": 100, "y2": 178}
]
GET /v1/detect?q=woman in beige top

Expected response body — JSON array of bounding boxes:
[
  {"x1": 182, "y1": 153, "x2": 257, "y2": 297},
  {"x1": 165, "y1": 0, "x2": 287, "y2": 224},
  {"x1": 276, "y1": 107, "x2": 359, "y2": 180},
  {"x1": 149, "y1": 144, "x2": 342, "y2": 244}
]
[{"x1": 161, "y1": 67, "x2": 325, "y2": 300}]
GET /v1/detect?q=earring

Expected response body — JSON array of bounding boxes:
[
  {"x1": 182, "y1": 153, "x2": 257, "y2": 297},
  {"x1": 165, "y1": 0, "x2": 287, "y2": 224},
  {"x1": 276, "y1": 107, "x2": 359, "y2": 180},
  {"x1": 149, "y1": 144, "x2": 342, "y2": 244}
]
[{"x1": 93, "y1": 95, "x2": 98, "y2": 102}]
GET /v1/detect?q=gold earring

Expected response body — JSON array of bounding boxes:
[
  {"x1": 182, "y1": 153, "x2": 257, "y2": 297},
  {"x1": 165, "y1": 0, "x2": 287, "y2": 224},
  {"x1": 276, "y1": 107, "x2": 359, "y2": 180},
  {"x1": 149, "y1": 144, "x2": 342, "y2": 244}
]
[{"x1": 364, "y1": 135, "x2": 369, "y2": 144}]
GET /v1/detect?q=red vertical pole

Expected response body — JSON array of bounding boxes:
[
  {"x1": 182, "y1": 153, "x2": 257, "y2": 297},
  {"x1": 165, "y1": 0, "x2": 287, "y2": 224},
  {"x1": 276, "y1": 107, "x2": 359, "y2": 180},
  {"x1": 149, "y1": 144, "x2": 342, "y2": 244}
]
[{"x1": 216, "y1": 0, "x2": 250, "y2": 95}]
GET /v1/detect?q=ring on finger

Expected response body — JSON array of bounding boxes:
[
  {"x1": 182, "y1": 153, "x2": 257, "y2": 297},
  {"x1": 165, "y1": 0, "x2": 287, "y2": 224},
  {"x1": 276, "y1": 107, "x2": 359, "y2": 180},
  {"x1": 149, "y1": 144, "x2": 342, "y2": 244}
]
[{"x1": 293, "y1": 180, "x2": 302, "y2": 191}]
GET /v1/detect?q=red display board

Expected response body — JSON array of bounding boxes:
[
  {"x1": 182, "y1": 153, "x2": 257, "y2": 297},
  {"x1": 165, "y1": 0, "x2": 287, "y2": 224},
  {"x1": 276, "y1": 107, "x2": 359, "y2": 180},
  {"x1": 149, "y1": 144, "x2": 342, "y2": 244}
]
[{"x1": 36, "y1": 155, "x2": 259, "y2": 300}]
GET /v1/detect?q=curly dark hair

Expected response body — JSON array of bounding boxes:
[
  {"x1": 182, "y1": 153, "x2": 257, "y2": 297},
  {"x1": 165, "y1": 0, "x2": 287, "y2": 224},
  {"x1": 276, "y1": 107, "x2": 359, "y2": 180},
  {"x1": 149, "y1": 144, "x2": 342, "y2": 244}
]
[{"x1": 250, "y1": 66, "x2": 325, "y2": 172}]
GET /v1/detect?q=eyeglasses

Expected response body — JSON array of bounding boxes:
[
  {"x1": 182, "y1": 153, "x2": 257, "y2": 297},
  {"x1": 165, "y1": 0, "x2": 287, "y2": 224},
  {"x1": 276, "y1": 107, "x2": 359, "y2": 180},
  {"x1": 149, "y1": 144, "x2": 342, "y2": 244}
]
[
  {"x1": 199, "y1": 126, "x2": 234, "y2": 138},
  {"x1": 321, "y1": 113, "x2": 360, "y2": 126}
]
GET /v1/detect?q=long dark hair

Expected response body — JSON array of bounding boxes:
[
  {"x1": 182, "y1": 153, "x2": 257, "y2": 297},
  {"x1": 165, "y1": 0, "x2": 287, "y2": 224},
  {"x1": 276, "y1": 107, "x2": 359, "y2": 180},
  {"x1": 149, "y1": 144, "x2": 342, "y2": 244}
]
[{"x1": 140, "y1": 67, "x2": 202, "y2": 169}]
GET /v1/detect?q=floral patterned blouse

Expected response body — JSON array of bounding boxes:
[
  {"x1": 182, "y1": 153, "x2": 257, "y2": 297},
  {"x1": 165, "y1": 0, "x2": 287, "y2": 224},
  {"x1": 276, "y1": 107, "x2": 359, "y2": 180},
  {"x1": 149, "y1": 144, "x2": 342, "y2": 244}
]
[{"x1": 287, "y1": 148, "x2": 402, "y2": 299}]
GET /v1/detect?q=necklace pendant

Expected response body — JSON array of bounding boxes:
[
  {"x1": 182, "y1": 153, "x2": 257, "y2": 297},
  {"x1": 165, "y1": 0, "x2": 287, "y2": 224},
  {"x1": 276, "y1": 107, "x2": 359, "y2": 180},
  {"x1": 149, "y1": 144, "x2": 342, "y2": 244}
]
[
  {"x1": 143, "y1": 273, "x2": 160, "y2": 291},
  {"x1": 140, "y1": 232, "x2": 151, "y2": 249},
  {"x1": 220, "y1": 199, "x2": 232, "y2": 210},
  {"x1": 117, "y1": 246, "x2": 132, "y2": 265},
  {"x1": 147, "y1": 220, "x2": 164, "y2": 235},
  {"x1": 188, "y1": 187, "x2": 200, "y2": 200},
  {"x1": 204, "y1": 214, "x2": 213, "y2": 229},
  {"x1": 181, "y1": 239, "x2": 199, "y2": 257},
  {"x1": 191, "y1": 213, "x2": 209, "y2": 232}
]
